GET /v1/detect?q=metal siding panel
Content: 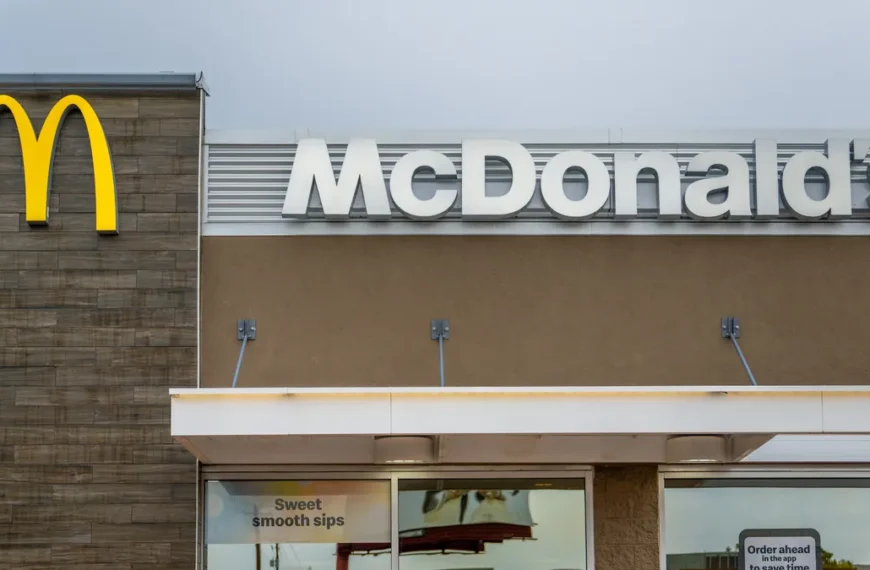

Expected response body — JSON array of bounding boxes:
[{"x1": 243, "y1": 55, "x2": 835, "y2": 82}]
[{"x1": 204, "y1": 141, "x2": 870, "y2": 226}]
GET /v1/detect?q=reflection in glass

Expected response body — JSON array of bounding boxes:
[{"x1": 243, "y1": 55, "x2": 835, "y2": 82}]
[
  {"x1": 664, "y1": 478, "x2": 870, "y2": 570},
  {"x1": 204, "y1": 480, "x2": 390, "y2": 570},
  {"x1": 398, "y1": 478, "x2": 587, "y2": 570}
]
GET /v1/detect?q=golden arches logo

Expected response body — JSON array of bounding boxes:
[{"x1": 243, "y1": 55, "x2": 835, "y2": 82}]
[{"x1": 0, "y1": 94, "x2": 117, "y2": 234}]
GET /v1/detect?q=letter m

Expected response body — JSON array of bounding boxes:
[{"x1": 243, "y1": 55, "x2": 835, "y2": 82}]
[
  {"x1": 0, "y1": 94, "x2": 118, "y2": 234},
  {"x1": 282, "y1": 138, "x2": 391, "y2": 219}
]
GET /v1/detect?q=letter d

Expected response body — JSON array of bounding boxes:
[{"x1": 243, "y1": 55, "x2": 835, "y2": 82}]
[
  {"x1": 461, "y1": 140, "x2": 536, "y2": 219},
  {"x1": 782, "y1": 139, "x2": 852, "y2": 219}
]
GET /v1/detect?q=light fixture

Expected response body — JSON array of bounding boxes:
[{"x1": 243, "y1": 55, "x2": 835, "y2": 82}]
[
  {"x1": 373, "y1": 436, "x2": 435, "y2": 464},
  {"x1": 665, "y1": 435, "x2": 728, "y2": 463}
]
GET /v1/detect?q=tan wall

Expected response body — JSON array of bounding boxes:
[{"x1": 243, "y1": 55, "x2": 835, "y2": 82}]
[
  {"x1": 201, "y1": 235, "x2": 870, "y2": 388},
  {"x1": 594, "y1": 466, "x2": 659, "y2": 570}
]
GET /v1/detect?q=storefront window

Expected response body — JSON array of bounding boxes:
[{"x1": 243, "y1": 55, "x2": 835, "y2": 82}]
[
  {"x1": 398, "y1": 478, "x2": 587, "y2": 570},
  {"x1": 204, "y1": 480, "x2": 391, "y2": 570},
  {"x1": 663, "y1": 477, "x2": 870, "y2": 570}
]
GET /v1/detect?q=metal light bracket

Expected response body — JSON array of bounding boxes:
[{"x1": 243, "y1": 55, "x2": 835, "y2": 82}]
[
  {"x1": 431, "y1": 319, "x2": 450, "y2": 387},
  {"x1": 720, "y1": 316, "x2": 757, "y2": 386},
  {"x1": 430, "y1": 319, "x2": 450, "y2": 340},
  {"x1": 720, "y1": 317, "x2": 741, "y2": 339},
  {"x1": 232, "y1": 319, "x2": 256, "y2": 388},
  {"x1": 237, "y1": 319, "x2": 257, "y2": 340}
]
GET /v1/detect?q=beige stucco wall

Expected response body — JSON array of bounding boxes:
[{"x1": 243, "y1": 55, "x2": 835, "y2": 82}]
[{"x1": 595, "y1": 466, "x2": 660, "y2": 570}]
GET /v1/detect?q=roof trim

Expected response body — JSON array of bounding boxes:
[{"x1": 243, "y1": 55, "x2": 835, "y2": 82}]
[
  {"x1": 204, "y1": 127, "x2": 870, "y2": 145},
  {"x1": 0, "y1": 72, "x2": 209, "y2": 94},
  {"x1": 170, "y1": 385, "x2": 870, "y2": 396}
]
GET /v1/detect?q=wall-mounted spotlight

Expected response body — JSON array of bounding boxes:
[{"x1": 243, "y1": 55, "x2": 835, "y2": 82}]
[
  {"x1": 373, "y1": 436, "x2": 435, "y2": 464},
  {"x1": 665, "y1": 435, "x2": 727, "y2": 463}
]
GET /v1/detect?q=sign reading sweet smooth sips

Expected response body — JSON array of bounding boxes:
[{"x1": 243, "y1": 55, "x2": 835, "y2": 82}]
[
  {"x1": 204, "y1": 480, "x2": 390, "y2": 545},
  {"x1": 281, "y1": 138, "x2": 870, "y2": 222}
]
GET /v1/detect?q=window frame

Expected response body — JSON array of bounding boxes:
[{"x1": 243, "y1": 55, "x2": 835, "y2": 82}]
[
  {"x1": 199, "y1": 464, "x2": 595, "y2": 570},
  {"x1": 658, "y1": 464, "x2": 870, "y2": 570}
]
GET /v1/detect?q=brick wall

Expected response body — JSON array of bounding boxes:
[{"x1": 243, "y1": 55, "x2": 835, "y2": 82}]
[
  {"x1": 0, "y1": 88, "x2": 201, "y2": 568},
  {"x1": 595, "y1": 466, "x2": 660, "y2": 570}
]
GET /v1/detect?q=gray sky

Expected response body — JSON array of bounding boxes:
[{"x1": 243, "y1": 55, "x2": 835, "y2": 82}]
[{"x1": 4, "y1": 0, "x2": 869, "y2": 131}]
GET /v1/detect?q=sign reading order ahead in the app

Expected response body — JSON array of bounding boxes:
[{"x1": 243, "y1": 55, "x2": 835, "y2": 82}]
[{"x1": 739, "y1": 529, "x2": 822, "y2": 570}]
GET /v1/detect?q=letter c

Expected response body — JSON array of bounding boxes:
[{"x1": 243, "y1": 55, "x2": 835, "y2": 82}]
[{"x1": 390, "y1": 150, "x2": 458, "y2": 220}]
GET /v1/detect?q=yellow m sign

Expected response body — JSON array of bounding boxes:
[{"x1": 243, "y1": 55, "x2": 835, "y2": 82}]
[{"x1": 0, "y1": 94, "x2": 117, "y2": 234}]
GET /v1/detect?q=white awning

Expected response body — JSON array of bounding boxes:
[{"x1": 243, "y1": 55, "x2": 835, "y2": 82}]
[
  {"x1": 743, "y1": 435, "x2": 870, "y2": 463},
  {"x1": 169, "y1": 386, "x2": 870, "y2": 465}
]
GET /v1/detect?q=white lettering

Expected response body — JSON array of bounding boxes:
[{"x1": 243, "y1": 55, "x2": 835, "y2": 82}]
[
  {"x1": 282, "y1": 138, "x2": 391, "y2": 219},
  {"x1": 684, "y1": 151, "x2": 752, "y2": 220},
  {"x1": 613, "y1": 152, "x2": 682, "y2": 219},
  {"x1": 781, "y1": 139, "x2": 852, "y2": 220},
  {"x1": 753, "y1": 139, "x2": 781, "y2": 218},
  {"x1": 460, "y1": 139, "x2": 536, "y2": 219},
  {"x1": 389, "y1": 150, "x2": 457, "y2": 220},
  {"x1": 277, "y1": 137, "x2": 867, "y2": 224},
  {"x1": 540, "y1": 151, "x2": 610, "y2": 220}
]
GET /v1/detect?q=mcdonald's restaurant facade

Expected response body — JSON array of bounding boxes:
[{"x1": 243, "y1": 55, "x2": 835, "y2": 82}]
[{"x1": 2, "y1": 73, "x2": 870, "y2": 570}]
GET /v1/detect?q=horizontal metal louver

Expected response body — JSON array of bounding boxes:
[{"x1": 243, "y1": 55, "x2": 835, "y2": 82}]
[{"x1": 203, "y1": 138, "x2": 870, "y2": 235}]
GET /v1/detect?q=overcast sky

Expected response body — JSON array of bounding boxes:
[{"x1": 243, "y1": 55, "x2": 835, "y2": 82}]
[{"x1": 3, "y1": 0, "x2": 870, "y2": 131}]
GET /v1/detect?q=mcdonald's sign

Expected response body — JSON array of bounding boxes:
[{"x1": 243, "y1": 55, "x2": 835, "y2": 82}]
[{"x1": 0, "y1": 94, "x2": 118, "y2": 234}]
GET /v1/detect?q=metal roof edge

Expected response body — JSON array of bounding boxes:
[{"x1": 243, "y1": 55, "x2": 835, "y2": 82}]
[
  {"x1": 203, "y1": 127, "x2": 870, "y2": 145},
  {"x1": 0, "y1": 72, "x2": 209, "y2": 94}
]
